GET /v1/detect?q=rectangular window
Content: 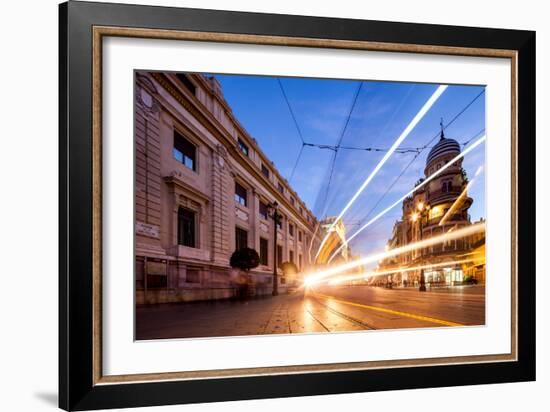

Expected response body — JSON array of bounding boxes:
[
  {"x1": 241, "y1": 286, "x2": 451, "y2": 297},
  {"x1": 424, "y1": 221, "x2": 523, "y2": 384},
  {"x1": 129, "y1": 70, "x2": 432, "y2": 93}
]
[
  {"x1": 261, "y1": 163, "x2": 270, "y2": 178},
  {"x1": 290, "y1": 197, "x2": 295, "y2": 205},
  {"x1": 173, "y1": 131, "x2": 196, "y2": 171},
  {"x1": 175, "y1": 73, "x2": 197, "y2": 95},
  {"x1": 277, "y1": 182, "x2": 284, "y2": 194},
  {"x1": 260, "y1": 238, "x2": 269, "y2": 266},
  {"x1": 289, "y1": 223, "x2": 294, "y2": 237},
  {"x1": 238, "y1": 138, "x2": 249, "y2": 156},
  {"x1": 235, "y1": 227, "x2": 248, "y2": 251},
  {"x1": 289, "y1": 250, "x2": 294, "y2": 263},
  {"x1": 177, "y1": 207, "x2": 196, "y2": 248},
  {"x1": 234, "y1": 181, "x2": 248, "y2": 207},
  {"x1": 277, "y1": 245, "x2": 283, "y2": 266},
  {"x1": 259, "y1": 201, "x2": 268, "y2": 220},
  {"x1": 298, "y1": 254, "x2": 302, "y2": 270},
  {"x1": 298, "y1": 230, "x2": 302, "y2": 242}
]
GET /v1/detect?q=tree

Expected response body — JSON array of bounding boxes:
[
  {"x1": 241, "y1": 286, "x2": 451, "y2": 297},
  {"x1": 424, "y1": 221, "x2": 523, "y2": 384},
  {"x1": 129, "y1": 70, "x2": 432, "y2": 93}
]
[
  {"x1": 230, "y1": 248, "x2": 260, "y2": 272},
  {"x1": 280, "y1": 261, "x2": 298, "y2": 276}
]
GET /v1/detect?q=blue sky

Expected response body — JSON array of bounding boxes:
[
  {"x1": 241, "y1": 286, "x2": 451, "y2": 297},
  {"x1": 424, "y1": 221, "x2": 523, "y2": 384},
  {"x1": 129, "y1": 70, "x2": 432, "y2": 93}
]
[{"x1": 214, "y1": 74, "x2": 486, "y2": 262}]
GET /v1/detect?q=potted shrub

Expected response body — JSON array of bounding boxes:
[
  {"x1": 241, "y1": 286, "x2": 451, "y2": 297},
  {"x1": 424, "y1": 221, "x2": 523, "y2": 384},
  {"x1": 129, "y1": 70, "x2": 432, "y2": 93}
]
[{"x1": 230, "y1": 248, "x2": 260, "y2": 298}]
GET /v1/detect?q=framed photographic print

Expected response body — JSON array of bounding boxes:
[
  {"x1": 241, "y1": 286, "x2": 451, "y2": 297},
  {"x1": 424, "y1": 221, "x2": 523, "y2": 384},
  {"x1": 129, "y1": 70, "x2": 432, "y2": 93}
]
[{"x1": 59, "y1": 1, "x2": 536, "y2": 410}]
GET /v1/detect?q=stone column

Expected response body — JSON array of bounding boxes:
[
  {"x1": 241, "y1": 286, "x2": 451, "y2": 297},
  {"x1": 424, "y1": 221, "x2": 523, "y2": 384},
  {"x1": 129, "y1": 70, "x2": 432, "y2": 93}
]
[
  {"x1": 251, "y1": 190, "x2": 260, "y2": 251},
  {"x1": 211, "y1": 145, "x2": 230, "y2": 266},
  {"x1": 284, "y1": 217, "x2": 289, "y2": 263}
]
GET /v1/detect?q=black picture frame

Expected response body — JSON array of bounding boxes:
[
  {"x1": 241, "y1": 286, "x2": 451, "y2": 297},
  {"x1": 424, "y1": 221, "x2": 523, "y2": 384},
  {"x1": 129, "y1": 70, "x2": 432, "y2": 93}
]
[{"x1": 59, "y1": 1, "x2": 536, "y2": 410}]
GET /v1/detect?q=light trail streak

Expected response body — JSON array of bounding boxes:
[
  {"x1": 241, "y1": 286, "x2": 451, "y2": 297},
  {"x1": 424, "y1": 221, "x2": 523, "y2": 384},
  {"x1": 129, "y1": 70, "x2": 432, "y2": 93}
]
[
  {"x1": 305, "y1": 222, "x2": 485, "y2": 285},
  {"x1": 314, "y1": 85, "x2": 448, "y2": 262},
  {"x1": 307, "y1": 222, "x2": 321, "y2": 263},
  {"x1": 439, "y1": 165, "x2": 483, "y2": 226},
  {"x1": 327, "y1": 134, "x2": 486, "y2": 263},
  {"x1": 326, "y1": 258, "x2": 476, "y2": 285},
  {"x1": 309, "y1": 292, "x2": 464, "y2": 327}
]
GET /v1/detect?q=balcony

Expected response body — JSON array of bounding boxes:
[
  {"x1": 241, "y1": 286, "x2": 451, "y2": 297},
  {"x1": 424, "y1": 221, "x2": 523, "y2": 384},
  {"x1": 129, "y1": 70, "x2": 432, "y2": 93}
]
[
  {"x1": 426, "y1": 212, "x2": 469, "y2": 227},
  {"x1": 427, "y1": 188, "x2": 462, "y2": 204}
]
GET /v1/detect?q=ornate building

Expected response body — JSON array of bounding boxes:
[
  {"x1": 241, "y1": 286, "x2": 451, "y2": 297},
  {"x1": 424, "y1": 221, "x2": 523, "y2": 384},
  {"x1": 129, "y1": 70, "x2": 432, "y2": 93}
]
[
  {"x1": 374, "y1": 127, "x2": 485, "y2": 287},
  {"x1": 135, "y1": 71, "x2": 321, "y2": 304}
]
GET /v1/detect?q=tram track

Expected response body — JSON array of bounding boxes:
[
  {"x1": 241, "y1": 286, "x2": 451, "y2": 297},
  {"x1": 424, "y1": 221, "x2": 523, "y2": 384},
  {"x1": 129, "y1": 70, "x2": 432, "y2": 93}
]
[{"x1": 308, "y1": 296, "x2": 378, "y2": 331}]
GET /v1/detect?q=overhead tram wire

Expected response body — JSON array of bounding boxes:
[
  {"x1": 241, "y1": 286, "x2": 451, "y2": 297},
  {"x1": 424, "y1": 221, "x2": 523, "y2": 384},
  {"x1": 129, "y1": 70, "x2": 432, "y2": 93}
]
[
  {"x1": 277, "y1": 78, "x2": 308, "y2": 184},
  {"x1": 302, "y1": 88, "x2": 487, "y2": 156},
  {"x1": 276, "y1": 81, "x2": 484, "y2": 247},
  {"x1": 343, "y1": 132, "x2": 479, "y2": 232},
  {"x1": 315, "y1": 84, "x2": 449, "y2": 262},
  {"x1": 336, "y1": 84, "x2": 417, "y2": 155},
  {"x1": 277, "y1": 78, "x2": 306, "y2": 145},
  {"x1": 288, "y1": 144, "x2": 305, "y2": 183},
  {"x1": 319, "y1": 81, "x2": 364, "y2": 218},
  {"x1": 328, "y1": 133, "x2": 486, "y2": 263},
  {"x1": 343, "y1": 89, "x2": 486, "y2": 229},
  {"x1": 304, "y1": 142, "x2": 421, "y2": 154},
  {"x1": 329, "y1": 128, "x2": 487, "y2": 263}
]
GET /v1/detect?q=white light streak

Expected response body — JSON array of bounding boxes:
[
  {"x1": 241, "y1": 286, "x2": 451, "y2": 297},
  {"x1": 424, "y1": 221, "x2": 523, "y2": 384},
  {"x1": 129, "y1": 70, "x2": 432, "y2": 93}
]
[
  {"x1": 314, "y1": 85, "x2": 448, "y2": 261},
  {"x1": 306, "y1": 221, "x2": 485, "y2": 284},
  {"x1": 307, "y1": 222, "x2": 321, "y2": 263},
  {"x1": 439, "y1": 165, "x2": 483, "y2": 226},
  {"x1": 327, "y1": 134, "x2": 486, "y2": 263},
  {"x1": 326, "y1": 258, "x2": 475, "y2": 285}
]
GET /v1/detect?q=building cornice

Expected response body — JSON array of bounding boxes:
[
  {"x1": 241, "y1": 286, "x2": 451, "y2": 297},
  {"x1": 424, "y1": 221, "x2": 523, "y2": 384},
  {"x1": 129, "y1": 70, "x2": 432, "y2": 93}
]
[
  {"x1": 190, "y1": 74, "x2": 309, "y2": 214},
  {"x1": 150, "y1": 72, "x2": 315, "y2": 231}
]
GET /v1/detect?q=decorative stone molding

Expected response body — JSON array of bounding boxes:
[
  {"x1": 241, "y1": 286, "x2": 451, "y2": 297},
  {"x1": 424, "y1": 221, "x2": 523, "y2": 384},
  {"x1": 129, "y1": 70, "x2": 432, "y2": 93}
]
[
  {"x1": 235, "y1": 208, "x2": 249, "y2": 222},
  {"x1": 178, "y1": 195, "x2": 201, "y2": 212},
  {"x1": 164, "y1": 172, "x2": 210, "y2": 204},
  {"x1": 136, "y1": 75, "x2": 160, "y2": 114}
]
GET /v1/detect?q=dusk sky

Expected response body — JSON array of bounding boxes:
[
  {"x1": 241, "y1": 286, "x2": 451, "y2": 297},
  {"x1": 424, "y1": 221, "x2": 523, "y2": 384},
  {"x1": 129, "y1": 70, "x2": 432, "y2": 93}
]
[{"x1": 213, "y1": 74, "x2": 486, "y2": 264}]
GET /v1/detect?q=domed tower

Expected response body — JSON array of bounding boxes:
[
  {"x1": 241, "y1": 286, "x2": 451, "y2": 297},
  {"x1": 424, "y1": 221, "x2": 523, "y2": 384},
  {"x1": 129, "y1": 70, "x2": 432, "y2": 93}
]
[
  {"x1": 421, "y1": 122, "x2": 472, "y2": 220},
  {"x1": 406, "y1": 121, "x2": 473, "y2": 285}
]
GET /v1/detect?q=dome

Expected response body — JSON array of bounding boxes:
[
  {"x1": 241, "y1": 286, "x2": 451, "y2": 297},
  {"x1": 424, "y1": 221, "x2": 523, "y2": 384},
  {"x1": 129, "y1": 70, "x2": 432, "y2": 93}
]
[{"x1": 426, "y1": 135, "x2": 460, "y2": 166}]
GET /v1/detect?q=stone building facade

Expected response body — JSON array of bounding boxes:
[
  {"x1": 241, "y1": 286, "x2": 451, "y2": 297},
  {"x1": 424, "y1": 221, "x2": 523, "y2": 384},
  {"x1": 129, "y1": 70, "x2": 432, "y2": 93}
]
[
  {"x1": 374, "y1": 129, "x2": 485, "y2": 287},
  {"x1": 135, "y1": 71, "x2": 321, "y2": 304}
]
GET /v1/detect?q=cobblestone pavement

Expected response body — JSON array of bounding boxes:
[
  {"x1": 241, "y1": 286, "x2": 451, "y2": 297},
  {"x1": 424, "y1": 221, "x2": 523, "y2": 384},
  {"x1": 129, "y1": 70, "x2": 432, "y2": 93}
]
[{"x1": 136, "y1": 285, "x2": 485, "y2": 340}]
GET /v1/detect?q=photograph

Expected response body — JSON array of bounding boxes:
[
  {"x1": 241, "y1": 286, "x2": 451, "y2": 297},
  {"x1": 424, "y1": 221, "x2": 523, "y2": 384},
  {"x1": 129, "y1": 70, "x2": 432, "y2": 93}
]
[{"x1": 134, "y1": 71, "x2": 487, "y2": 340}]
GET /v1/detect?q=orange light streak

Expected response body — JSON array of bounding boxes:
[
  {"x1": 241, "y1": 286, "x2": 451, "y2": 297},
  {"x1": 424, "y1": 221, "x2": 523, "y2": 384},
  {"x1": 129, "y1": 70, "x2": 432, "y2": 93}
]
[
  {"x1": 304, "y1": 222, "x2": 485, "y2": 285},
  {"x1": 439, "y1": 166, "x2": 483, "y2": 226},
  {"x1": 326, "y1": 258, "x2": 476, "y2": 285}
]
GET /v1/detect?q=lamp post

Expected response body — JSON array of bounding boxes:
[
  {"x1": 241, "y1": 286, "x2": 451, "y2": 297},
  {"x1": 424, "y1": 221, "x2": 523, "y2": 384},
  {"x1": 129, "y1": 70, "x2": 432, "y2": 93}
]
[
  {"x1": 411, "y1": 201, "x2": 430, "y2": 292},
  {"x1": 267, "y1": 201, "x2": 281, "y2": 296}
]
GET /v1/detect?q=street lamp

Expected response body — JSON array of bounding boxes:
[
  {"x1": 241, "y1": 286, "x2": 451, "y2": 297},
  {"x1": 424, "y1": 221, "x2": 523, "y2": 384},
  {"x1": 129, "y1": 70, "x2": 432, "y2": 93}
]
[
  {"x1": 267, "y1": 201, "x2": 281, "y2": 296},
  {"x1": 410, "y1": 201, "x2": 430, "y2": 292}
]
